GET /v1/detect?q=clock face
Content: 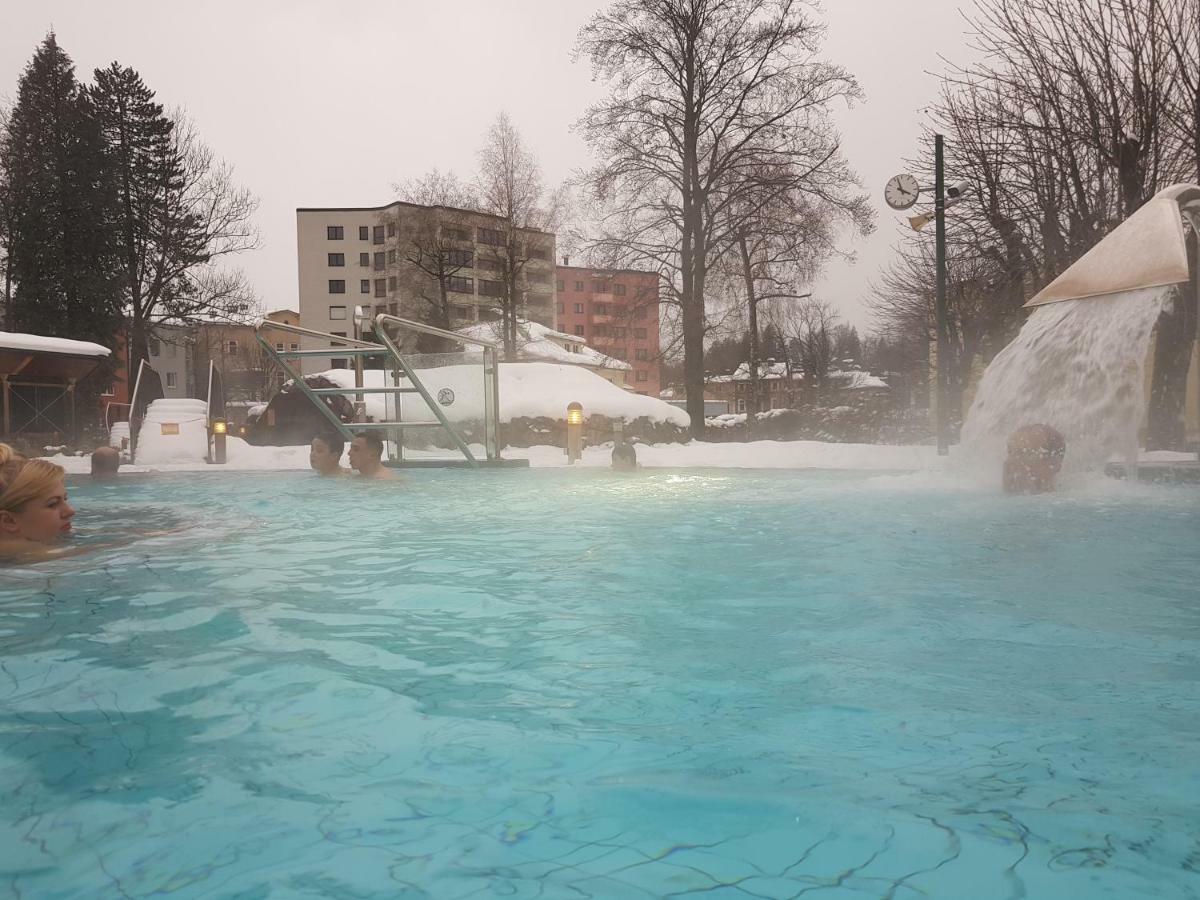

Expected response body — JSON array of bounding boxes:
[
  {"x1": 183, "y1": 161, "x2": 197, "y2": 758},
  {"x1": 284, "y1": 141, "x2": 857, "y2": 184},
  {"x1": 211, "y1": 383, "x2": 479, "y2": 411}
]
[{"x1": 884, "y1": 174, "x2": 920, "y2": 210}]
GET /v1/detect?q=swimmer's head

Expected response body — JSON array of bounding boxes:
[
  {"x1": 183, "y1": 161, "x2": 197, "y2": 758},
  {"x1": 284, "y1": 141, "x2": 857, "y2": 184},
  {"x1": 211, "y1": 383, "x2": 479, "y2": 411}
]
[
  {"x1": 309, "y1": 433, "x2": 344, "y2": 475},
  {"x1": 1003, "y1": 424, "x2": 1066, "y2": 494},
  {"x1": 91, "y1": 446, "x2": 120, "y2": 478},
  {"x1": 0, "y1": 444, "x2": 74, "y2": 543},
  {"x1": 348, "y1": 432, "x2": 384, "y2": 472},
  {"x1": 612, "y1": 442, "x2": 638, "y2": 472}
]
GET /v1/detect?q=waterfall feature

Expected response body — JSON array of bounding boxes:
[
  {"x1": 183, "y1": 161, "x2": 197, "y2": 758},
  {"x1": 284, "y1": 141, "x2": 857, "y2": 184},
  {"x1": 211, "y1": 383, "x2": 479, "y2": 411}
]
[{"x1": 959, "y1": 286, "x2": 1174, "y2": 486}]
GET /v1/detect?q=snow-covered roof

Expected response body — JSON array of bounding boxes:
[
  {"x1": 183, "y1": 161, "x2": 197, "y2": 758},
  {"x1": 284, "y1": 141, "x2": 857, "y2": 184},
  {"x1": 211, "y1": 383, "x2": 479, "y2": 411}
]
[
  {"x1": 307, "y1": 362, "x2": 689, "y2": 426},
  {"x1": 0, "y1": 331, "x2": 111, "y2": 358},
  {"x1": 708, "y1": 362, "x2": 797, "y2": 383},
  {"x1": 829, "y1": 370, "x2": 889, "y2": 389},
  {"x1": 457, "y1": 320, "x2": 632, "y2": 370}
]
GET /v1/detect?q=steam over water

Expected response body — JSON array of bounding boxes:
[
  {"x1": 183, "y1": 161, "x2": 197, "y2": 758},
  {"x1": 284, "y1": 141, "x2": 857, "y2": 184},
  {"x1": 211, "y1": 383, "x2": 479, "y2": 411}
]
[{"x1": 959, "y1": 286, "x2": 1172, "y2": 486}]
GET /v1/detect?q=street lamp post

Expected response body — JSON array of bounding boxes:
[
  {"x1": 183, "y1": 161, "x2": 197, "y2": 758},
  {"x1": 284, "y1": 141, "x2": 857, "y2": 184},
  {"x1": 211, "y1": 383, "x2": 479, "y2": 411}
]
[{"x1": 934, "y1": 134, "x2": 949, "y2": 456}]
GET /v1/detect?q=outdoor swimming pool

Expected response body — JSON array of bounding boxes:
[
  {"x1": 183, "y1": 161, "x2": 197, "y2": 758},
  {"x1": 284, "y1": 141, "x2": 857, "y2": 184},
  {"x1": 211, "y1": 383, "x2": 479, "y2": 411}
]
[{"x1": 1, "y1": 469, "x2": 1198, "y2": 898}]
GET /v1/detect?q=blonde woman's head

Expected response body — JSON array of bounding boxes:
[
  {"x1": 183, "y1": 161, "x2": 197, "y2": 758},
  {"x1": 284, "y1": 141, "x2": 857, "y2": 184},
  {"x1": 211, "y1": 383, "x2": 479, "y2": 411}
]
[{"x1": 0, "y1": 443, "x2": 75, "y2": 543}]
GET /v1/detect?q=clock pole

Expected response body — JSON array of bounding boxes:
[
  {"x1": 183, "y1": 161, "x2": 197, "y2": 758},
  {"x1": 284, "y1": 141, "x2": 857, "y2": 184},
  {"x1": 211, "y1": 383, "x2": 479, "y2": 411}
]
[{"x1": 934, "y1": 134, "x2": 949, "y2": 456}]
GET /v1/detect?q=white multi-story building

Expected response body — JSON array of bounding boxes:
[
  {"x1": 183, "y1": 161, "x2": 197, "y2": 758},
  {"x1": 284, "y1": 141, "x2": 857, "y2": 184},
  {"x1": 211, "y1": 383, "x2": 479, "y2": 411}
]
[{"x1": 295, "y1": 203, "x2": 556, "y2": 374}]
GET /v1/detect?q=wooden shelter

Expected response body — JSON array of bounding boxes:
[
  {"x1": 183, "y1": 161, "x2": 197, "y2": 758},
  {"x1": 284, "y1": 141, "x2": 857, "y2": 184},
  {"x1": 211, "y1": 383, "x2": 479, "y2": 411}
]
[{"x1": 0, "y1": 332, "x2": 111, "y2": 441}]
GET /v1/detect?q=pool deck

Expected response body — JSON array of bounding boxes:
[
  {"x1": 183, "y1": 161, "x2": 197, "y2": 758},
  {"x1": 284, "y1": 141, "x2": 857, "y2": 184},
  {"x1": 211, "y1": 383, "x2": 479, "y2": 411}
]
[{"x1": 1105, "y1": 460, "x2": 1200, "y2": 483}]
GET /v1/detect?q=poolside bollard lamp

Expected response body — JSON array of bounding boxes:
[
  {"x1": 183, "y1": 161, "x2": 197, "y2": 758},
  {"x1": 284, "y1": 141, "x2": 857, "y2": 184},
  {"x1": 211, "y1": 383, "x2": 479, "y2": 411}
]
[
  {"x1": 210, "y1": 418, "x2": 228, "y2": 464},
  {"x1": 566, "y1": 402, "x2": 583, "y2": 464}
]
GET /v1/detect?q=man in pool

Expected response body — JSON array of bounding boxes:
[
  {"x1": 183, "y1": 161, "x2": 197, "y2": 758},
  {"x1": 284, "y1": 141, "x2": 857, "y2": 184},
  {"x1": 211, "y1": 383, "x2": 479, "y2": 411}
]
[
  {"x1": 347, "y1": 432, "x2": 394, "y2": 480},
  {"x1": 91, "y1": 446, "x2": 120, "y2": 478},
  {"x1": 612, "y1": 441, "x2": 638, "y2": 472},
  {"x1": 309, "y1": 432, "x2": 347, "y2": 477},
  {"x1": 1003, "y1": 424, "x2": 1066, "y2": 494}
]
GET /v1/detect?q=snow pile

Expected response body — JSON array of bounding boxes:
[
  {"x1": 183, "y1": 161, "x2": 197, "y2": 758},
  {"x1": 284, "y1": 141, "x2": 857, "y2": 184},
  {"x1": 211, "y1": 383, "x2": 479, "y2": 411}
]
[
  {"x1": 309, "y1": 363, "x2": 689, "y2": 426},
  {"x1": 829, "y1": 370, "x2": 888, "y2": 390},
  {"x1": 705, "y1": 409, "x2": 794, "y2": 428},
  {"x1": 457, "y1": 320, "x2": 629, "y2": 370},
  {"x1": 0, "y1": 331, "x2": 111, "y2": 357},
  {"x1": 135, "y1": 399, "x2": 209, "y2": 465}
]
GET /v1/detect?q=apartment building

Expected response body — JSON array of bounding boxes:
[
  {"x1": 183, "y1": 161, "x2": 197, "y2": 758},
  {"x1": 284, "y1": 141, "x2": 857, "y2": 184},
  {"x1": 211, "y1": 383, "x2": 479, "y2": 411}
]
[
  {"x1": 554, "y1": 265, "x2": 662, "y2": 396},
  {"x1": 296, "y1": 203, "x2": 556, "y2": 373}
]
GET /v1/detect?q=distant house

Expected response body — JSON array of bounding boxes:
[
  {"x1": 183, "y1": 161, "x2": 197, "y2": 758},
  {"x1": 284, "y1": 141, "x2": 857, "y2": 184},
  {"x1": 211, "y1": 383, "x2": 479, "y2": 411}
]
[
  {"x1": 705, "y1": 361, "x2": 888, "y2": 412},
  {"x1": 457, "y1": 319, "x2": 633, "y2": 389}
]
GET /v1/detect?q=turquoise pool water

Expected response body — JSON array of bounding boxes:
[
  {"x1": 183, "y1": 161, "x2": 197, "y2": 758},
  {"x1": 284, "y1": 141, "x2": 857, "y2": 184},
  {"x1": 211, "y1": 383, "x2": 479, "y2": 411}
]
[{"x1": 1, "y1": 469, "x2": 1198, "y2": 898}]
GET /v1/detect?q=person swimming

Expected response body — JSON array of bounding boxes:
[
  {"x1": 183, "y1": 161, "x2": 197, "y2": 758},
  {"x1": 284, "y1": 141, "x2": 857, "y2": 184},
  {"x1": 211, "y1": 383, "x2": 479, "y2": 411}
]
[
  {"x1": 0, "y1": 443, "x2": 76, "y2": 560},
  {"x1": 309, "y1": 432, "x2": 347, "y2": 476},
  {"x1": 91, "y1": 446, "x2": 121, "y2": 478},
  {"x1": 612, "y1": 441, "x2": 638, "y2": 472},
  {"x1": 1003, "y1": 424, "x2": 1066, "y2": 494},
  {"x1": 347, "y1": 432, "x2": 394, "y2": 480}
]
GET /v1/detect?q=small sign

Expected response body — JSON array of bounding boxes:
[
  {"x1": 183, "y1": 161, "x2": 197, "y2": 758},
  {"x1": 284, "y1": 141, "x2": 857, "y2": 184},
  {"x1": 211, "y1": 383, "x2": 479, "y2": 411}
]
[
  {"x1": 437, "y1": 388, "x2": 455, "y2": 407},
  {"x1": 160, "y1": 423, "x2": 180, "y2": 436}
]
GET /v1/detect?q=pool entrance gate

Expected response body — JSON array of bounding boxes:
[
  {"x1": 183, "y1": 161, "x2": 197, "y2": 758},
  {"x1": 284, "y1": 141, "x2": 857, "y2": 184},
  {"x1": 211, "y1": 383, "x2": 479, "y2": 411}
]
[{"x1": 256, "y1": 312, "x2": 519, "y2": 469}]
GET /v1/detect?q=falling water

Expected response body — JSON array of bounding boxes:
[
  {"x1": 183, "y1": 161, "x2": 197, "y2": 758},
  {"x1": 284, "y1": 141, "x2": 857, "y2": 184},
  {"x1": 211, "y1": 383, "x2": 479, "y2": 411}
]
[{"x1": 959, "y1": 285, "x2": 1173, "y2": 486}]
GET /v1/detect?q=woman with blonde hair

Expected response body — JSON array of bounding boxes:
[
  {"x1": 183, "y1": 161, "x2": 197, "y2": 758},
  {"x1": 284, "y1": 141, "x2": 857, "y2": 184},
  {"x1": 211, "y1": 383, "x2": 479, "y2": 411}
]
[{"x1": 0, "y1": 443, "x2": 76, "y2": 559}]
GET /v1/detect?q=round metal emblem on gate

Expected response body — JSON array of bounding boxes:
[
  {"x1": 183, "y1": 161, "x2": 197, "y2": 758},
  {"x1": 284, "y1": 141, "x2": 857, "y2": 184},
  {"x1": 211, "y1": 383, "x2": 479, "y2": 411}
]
[{"x1": 437, "y1": 388, "x2": 456, "y2": 407}]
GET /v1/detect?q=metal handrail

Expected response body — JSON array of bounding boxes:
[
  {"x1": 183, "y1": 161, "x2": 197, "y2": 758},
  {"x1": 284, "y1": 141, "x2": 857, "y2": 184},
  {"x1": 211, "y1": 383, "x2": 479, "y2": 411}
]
[
  {"x1": 370, "y1": 312, "x2": 500, "y2": 349},
  {"x1": 254, "y1": 319, "x2": 381, "y2": 348}
]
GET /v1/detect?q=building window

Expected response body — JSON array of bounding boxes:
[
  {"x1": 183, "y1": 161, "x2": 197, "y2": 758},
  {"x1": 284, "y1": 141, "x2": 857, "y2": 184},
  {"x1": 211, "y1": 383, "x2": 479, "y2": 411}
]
[
  {"x1": 556, "y1": 302, "x2": 565, "y2": 314},
  {"x1": 329, "y1": 279, "x2": 346, "y2": 293},
  {"x1": 329, "y1": 306, "x2": 347, "y2": 320},
  {"x1": 289, "y1": 343, "x2": 299, "y2": 352},
  {"x1": 387, "y1": 249, "x2": 397, "y2": 264},
  {"x1": 610, "y1": 347, "x2": 626, "y2": 360},
  {"x1": 388, "y1": 303, "x2": 398, "y2": 316},
  {"x1": 613, "y1": 283, "x2": 626, "y2": 296},
  {"x1": 736, "y1": 398, "x2": 746, "y2": 413},
  {"x1": 375, "y1": 304, "x2": 387, "y2": 317},
  {"x1": 373, "y1": 252, "x2": 385, "y2": 271},
  {"x1": 330, "y1": 331, "x2": 347, "y2": 348},
  {"x1": 573, "y1": 302, "x2": 584, "y2": 313},
  {"x1": 615, "y1": 327, "x2": 627, "y2": 338},
  {"x1": 360, "y1": 279, "x2": 370, "y2": 294},
  {"x1": 476, "y1": 257, "x2": 502, "y2": 272},
  {"x1": 478, "y1": 226, "x2": 503, "y2": 246},
  {"x1": 574, "y1": 281, "x2": 584, "y2": 291},
  {"x1": 328, "y1": 252, "x2": 345, "y2": 266},
  {"x1": 374, "y1": 279, "x2": 386, "y2": 298},
  {"x1": 453, "y1": 305, "x2": 474, "y2": 320},
  {"x1": 635, "y1": 306, "x2": 648, "y2": 319},
  {"x1": 447, "y1": 275, "x2": 474, "y2": 294},
  {"x1": 149, "y1": 339, "x2": 161, "y2": 357},
  {"x1": 593, "y1": 281, "x2": 611, "y2": 293},
  {"x1": 478, "y1": 279, "x2": 504, "y2": 297},
  {"x1": 574, "y1": 325, "x2": 585, "y2": 336},
  {"x1": 556, "y1": 280, "x2": 565, "y2": 292},
  {"x1": 636, "y1": 370, "x2": 648, "y2": 382},
  {"x1": 226, "y1": 340, "x2": 239, "y2": 355},
  {"x1": 636, "y1": 348, "x2": 648, "y2": 361},
  {"x1": 594, "y1": 303, "x2": 607, "y2": 315},
  {"x1": 359, "y1": 226, "x2": 369, "y2": 240},
  {"x1": 634, "y1": 328, "x2": 647, "y2": 339},
  {"x1": 373, "y1": 225, "x2": 385, "y2": 244},
  {"x1": 275, "y1": 342, "x2": 284, "y2": 352},
  {"x1": 359, "y1": 252, "x2": 370, "y2": 266},
  {"x1": 447, "y1": 248, "x2": 473, "y2": 267},
  {"x1": 331, "y1": 358, "x2": 348, "y2": 369},
  {"x1": 165, "y1": 372, "x2": 177, "y2": 388},
  {"x1": 388, "y1": 276, "x2": 397, "y2": 290},
  {"x1": 444, "y1": 226, "x2": 470, "y2": 241},
  {"x1": 327, "y1": 225, "x2": 344, "y2": 240},
  {"x1": 527, "y1": 246, "x2": 550, "y2": 261},
  {"x1": 387, "y1": 222, "x2": 396, "y2": 237}
]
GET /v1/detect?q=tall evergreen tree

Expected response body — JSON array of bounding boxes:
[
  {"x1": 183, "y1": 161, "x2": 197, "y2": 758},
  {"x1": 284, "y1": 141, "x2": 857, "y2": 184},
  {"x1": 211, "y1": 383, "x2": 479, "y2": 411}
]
[{"x1": 0, "y1": 34, "x2": 122, "y2": 345}]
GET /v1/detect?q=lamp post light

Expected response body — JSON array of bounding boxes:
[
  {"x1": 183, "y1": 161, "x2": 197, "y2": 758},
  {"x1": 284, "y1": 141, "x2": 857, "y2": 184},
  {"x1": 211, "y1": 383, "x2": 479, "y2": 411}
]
[
  {"x1": 566, "y1": 402, "x2": 584, "y2": 464},
  {"x1": 210, "y1": 418, "x2": 228, "y2": 464}
]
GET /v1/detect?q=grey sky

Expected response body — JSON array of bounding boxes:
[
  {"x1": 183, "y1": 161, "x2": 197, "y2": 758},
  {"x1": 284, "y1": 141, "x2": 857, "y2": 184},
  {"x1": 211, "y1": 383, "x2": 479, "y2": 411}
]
[{"x1": 1, "y1": 0, "x2": 977, "y2": 333}]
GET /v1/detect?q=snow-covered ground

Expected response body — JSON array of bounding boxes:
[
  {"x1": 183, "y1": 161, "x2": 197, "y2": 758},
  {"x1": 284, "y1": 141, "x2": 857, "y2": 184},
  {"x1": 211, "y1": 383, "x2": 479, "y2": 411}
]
[{"x1": 48, "y1": 438, "x2": 945, "y2": 474}]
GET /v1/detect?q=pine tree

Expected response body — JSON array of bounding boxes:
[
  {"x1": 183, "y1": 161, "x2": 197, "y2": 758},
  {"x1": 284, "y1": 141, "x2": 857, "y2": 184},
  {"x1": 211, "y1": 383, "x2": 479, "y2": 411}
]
[
  {"x1": 89, "y1": 62, "x2": 180, "y2": 369},
  {"x1": 0, "y1": 34, "x2": 122, "y2": 345}
]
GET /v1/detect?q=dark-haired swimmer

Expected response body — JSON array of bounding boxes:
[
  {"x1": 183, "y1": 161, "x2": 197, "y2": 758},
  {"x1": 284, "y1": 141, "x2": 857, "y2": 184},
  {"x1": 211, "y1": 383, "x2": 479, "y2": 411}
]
[
  {"x1": 310, "y1": 433, "x2": 348, "y2": 477},
  {"x1": 348, "y1": 432, "x2": 394, "y2": 480}
]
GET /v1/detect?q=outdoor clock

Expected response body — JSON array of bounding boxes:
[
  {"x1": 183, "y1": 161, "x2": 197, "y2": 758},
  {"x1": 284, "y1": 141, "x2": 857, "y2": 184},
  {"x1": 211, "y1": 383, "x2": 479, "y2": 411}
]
[{"x1": 884, "y1": 173, "x2": 920, "y2": 210}]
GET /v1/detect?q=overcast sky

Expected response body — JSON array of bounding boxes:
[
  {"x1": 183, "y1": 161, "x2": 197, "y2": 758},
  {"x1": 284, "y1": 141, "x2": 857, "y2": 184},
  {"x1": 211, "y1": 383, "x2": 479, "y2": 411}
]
[{"x1": 1, "y1": 0, "x2": 979, "y2": 333}]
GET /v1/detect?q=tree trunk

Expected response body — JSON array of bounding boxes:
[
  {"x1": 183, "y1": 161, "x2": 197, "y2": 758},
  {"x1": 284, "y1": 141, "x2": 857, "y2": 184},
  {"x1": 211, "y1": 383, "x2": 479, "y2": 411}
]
[
  {"x1": 739, "y1": 236, "x2": 760, "y2": 436},
  {"x1": 1145, "y1": 231, "x2": 1198, "y2": 449}
]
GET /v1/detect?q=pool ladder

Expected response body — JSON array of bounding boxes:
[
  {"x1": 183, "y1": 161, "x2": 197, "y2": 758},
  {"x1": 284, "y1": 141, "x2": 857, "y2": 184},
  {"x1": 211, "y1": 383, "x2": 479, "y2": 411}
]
[{"x1": 255, "y1": 314, "x2": 501, "y2": 467}]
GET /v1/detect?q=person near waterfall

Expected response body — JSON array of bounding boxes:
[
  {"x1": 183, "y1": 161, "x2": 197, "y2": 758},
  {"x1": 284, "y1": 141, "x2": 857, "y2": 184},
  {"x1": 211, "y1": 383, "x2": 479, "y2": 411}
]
[{"x1": 1003, "y1": 424, "x2": 1066, "y2": 494}]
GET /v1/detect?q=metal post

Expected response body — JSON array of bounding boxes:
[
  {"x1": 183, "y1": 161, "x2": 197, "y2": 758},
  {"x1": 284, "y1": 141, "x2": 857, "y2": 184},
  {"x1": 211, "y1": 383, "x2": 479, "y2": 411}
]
[
  {"x1": 934, "y1": 133, "x2": 950, "y2": 456},
  {"x1": 67, "y1": 379, "x2": 77, "y2": 444},
  {"x1": 1, "y1": 375, "x2": 9, "y2": 437}
]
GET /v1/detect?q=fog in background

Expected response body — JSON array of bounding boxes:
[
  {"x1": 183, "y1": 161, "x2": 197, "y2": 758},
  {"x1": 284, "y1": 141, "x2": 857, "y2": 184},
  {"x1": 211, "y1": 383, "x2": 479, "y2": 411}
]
[{"x1": 1, "y1": 0, "x2": 978, "y2": 333}]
